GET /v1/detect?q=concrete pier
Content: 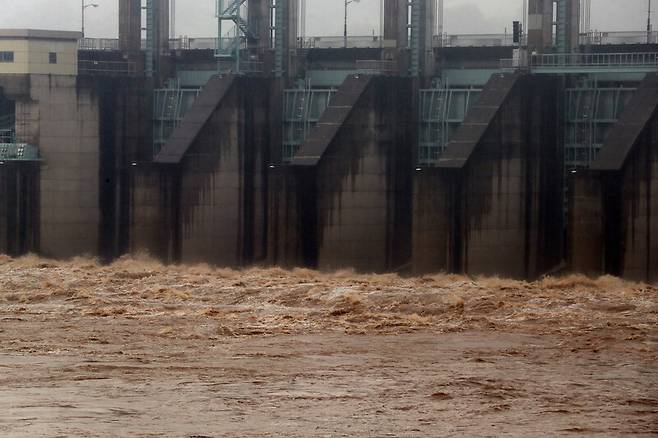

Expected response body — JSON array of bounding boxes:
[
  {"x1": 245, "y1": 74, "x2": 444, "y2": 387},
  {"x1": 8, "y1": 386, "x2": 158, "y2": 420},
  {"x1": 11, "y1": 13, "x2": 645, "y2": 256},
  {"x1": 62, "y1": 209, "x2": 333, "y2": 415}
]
[
  {"x1": 412, "y1": 73, "x2": 564, "y2": 279},
  {"x1": 569, "y1": 74, "x2": 658, "y2": 282},
  {"x1": 274, "y1": 75, "x2": 414, "y2": 272}
]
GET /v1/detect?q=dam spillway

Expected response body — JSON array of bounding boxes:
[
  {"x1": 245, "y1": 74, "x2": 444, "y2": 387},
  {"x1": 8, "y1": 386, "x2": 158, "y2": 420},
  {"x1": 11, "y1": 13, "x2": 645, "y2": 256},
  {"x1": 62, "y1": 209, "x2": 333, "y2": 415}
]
[{"x1": 0, "y1": 1, "x2": 656, "y2": 282}]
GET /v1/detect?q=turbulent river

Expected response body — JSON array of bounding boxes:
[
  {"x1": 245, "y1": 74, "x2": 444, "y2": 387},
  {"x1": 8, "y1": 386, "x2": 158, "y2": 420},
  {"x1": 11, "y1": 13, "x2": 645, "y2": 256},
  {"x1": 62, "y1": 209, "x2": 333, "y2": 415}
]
[{"x1": 0, "y1": 254, "x2": 656, "y2": 436}]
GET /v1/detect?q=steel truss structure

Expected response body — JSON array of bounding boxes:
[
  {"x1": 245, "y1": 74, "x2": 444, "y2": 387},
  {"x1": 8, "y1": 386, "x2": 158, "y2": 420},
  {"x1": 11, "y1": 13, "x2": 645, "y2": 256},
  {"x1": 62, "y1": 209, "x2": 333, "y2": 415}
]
[{"x1": 216, "y1": 0, "x2": 255, "y2": 73}]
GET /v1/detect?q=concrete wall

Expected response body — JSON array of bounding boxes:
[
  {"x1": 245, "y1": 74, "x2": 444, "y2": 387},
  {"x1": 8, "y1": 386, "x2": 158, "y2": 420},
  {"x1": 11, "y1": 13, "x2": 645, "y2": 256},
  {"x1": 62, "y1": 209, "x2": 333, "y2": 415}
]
[
  {"x1": 567, "y1": 172, "x2": 604, "y2": 276},
  {"x1": 177, "y1": 77, "x2": 271, "y2": 266},
  {"x1": 128, "y1": 166, "x2": 180, "y2": 262},
  {"x1": 569, "y1": 135, "x2": 658, "y2": 283},
  {"x1": 267, "y1": 167, "x2": 309, "y2": 268},
  {"x1": 94, "y1": 76, "x2": 154, "y2": 261},
  {"x1": 27, "y1": 75, "x2": 101, "y2": 258},
  {"x1": 569, "y1": 75, "x2": 658, "y2": 283},
  {"x1": 619, "y1": 124, "x2": 658, "y2": 282},
  {"x1": 411, "y1": 169, "x2": 453, "y2": 274},
  {"x1": 412, "y1": 75, "x2": 563, "y2": 279},
  {"x1": 0, "y1": 74, "x2": 101, "y2": 259},
  {"x1": 309, "y1": 77, "x2": 413, "y2": 272}
]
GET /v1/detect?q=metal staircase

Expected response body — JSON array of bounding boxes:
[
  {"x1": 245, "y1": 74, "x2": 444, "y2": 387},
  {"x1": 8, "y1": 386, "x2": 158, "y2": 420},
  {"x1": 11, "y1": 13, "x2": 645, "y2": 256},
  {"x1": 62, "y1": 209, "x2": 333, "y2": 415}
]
[{"x1": 215, "y1": 0, "x2": 258, "y2": 73}]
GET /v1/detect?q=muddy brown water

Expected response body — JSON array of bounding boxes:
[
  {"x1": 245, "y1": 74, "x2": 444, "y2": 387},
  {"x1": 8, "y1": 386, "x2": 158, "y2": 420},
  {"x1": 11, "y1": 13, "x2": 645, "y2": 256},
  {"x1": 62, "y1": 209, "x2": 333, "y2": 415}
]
[{"x1": 0, "y1": 254, "x2": 656, "y2": 437}]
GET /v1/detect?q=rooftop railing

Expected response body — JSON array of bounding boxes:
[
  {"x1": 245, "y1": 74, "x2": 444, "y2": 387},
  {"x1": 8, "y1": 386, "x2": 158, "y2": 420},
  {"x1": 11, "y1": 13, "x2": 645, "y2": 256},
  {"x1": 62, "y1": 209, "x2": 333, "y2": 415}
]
[
  {"x1": 78, "y1": 60, "x2": 138, "y2": 76},
  {"x1": 435, "y1": 34, "x2": 524, "y2": 48},
  {"x1": 79, "y1": 37, "x2": 120, "y2": 51},
  {"x1": 77, "y1": 31, "x2": 658, "y2": 52},
  {"x1": 298, "y1": 36, "x2": 395, "y2": 49},
  {"x1": 531, "y1": 52, "x2": 658, "y2": 68},
  {"x1": 581, "y1": 31, "x2": 658, "y2": 45},
  {"x1": 500, "y1": 51, "x2": 658, "y2": 72}
]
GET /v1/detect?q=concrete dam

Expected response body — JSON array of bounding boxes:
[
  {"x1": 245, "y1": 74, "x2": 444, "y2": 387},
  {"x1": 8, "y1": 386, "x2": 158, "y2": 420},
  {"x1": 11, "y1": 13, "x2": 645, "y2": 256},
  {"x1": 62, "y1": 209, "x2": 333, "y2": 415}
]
[{"x1": 0, "y1": 0, "x2": 656, "y2": 283}]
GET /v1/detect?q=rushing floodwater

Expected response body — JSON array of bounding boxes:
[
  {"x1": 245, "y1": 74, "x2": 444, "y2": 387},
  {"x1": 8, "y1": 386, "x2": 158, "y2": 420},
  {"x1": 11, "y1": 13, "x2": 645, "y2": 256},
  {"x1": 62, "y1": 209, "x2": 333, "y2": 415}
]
[{"x1": 0, "y1": 254, "x2": 656, "y2": 436}]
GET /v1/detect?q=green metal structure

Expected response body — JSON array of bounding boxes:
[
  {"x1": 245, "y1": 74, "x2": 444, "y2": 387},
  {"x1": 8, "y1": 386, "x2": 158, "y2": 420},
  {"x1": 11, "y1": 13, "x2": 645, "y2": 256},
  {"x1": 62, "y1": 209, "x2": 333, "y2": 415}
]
[
  {"x1": 153, "y1": 79, "x2": 201, "y2": 156},
  {"x1": 273, "y1": 0, "x2": 287, "y2": 77},
  {"x1": 282, "y1": 86, "x2": 337, "y2": 162},
  {"x1": 564, "y1": 83, "x2": 637, "y2": 170},
  {"x1": 418, "y1": 87, "x2": 481, "y2": 166},
  {"x1": 144, "y1": 0, "x2": 155, "y2": 77}
]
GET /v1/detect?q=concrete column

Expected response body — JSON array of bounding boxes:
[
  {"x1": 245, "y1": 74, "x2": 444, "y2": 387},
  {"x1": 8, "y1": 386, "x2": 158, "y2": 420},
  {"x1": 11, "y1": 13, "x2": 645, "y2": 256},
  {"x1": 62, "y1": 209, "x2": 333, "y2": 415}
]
[
  {"x1": 422, "y1": 0, "x2": 437, "y2": 78},
  {"x1": 527, "y1": 0, "x2": 554, "y2": 52},
  {"x1": 152, "y1": 0, "x2": 170, "y2": 81},
  {"x1": 119, "y1": 0, "x2": 141, "y2": 55},
  {"x1": 248, "y1": 0, "x2": 272, "y2": 51},
  {"x1": 286, "y1": 0, "x2": 299, "y2": 80},
  {"x1": 527, "y1": 0, "x2": 580, "y2": 53},
  {"x1": 567, "y1": 0, "x2": 580, "y2": 51},
  {"x1": 384, "y1": 0, "x2": 408, "y2": 48},
  {"x1": 154, "y1": 0, "x2": 169, "y2": 57}
]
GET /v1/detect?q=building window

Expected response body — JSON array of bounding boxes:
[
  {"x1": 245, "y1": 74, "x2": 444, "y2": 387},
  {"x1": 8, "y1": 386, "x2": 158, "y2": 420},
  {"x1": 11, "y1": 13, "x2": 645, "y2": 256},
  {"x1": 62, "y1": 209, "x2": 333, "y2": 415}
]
[
  {"x1": 0, "y1": 52, "x2": 14, "y2": 63},
  {"x1": 49, "y1": 52, "x2": 57, "y2": 64}
]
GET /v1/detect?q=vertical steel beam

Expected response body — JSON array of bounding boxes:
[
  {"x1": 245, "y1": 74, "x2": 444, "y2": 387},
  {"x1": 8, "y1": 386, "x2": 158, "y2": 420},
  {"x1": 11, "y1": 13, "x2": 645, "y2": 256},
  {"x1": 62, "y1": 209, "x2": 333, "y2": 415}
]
[
  {"x1": 409, "y1": 0, "x2": 422, "y2": 77},
  {"x1": 274, "y1": 0, "x2": 286, "y2": 77},
  {"x1": 144, "y1": 0, "x2": 169, "y2": 78},
  {"x1": 556, "y1": 0, "x2": 568, "y2": 53},
  {"x1": 272, "y1": 0, "x2": 298, "y2": 79},
  {"x1": 409, "y1": 0, "x2": 436, "y2": 78},
  {"x1": 145, "y1": 0, "x2": 154, "y2": 77}
]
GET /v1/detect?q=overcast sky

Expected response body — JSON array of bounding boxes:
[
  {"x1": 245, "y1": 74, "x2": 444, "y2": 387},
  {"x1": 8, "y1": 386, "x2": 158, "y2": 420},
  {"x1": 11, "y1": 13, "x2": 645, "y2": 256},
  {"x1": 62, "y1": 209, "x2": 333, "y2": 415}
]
[{"x1": 0, "y1": 0, "x2": 652, "y2": 38}]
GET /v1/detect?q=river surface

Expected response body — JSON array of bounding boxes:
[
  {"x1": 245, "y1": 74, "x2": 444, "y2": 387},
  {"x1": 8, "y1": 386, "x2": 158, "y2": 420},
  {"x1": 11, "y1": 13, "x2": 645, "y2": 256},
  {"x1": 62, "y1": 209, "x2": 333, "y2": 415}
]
[{"x1": 0, "y1": 255, "x2": 656, "y2": 436}]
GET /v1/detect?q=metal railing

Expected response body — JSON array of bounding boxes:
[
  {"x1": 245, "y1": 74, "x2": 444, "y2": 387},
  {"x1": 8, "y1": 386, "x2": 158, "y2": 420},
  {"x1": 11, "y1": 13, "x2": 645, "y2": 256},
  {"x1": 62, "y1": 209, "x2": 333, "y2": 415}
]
[
  {"x1": 79, "y1": 38, "x2": 120, "y2": 51},
  {"x1": 581, "y1": 31, "x2": 658, "y2": 45},
  {"x1": 436, "y1": 31, "x2": 658, "y2": 47},
  {"x1": 78, "y1": 60, "x2": 138, "y2": 75},
  {"x1": 298, "y1": 36, "x2": 395, "y2": 49},
  {"x1": 77, "y1": 30, "x2": 658, "y2": 53},
  {"x1": 531, "y1": 52, "x2": 658, "y2": 68},
  {"x1": 435, "y1": 33, "x2": 526, "y2": 48},
  {"x1": 169, "y1": 37, "x2": 217, "y2": 50},
  {"x1": 79, "y1": 37, "x2": 218, "y2": 51}
]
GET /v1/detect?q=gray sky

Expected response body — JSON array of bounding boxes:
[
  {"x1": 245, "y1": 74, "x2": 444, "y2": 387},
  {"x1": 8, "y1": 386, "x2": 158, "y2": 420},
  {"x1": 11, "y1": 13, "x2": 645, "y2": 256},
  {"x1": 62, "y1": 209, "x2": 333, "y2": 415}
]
[{"x1": 0, "y1": 0, "x2": 651, "y2": 38}]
